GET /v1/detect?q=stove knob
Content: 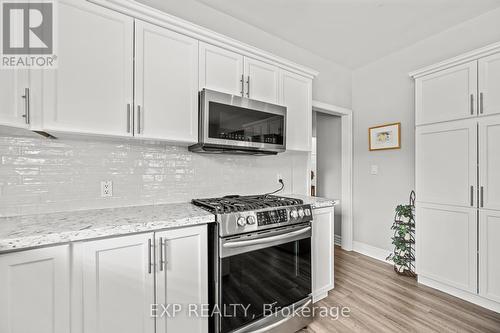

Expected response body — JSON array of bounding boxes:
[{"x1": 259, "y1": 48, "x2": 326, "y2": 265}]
[
  {"x1": 304, "y1": 208, "x2": 312, "y2": 216},
  {"x1": 290, "y1": 209, "x2": 298, "y2": 219},
  {"x1": 298, "y1": 208, "x2": 305, "y2": 218},
  {"x1": 237, "y1": 216, "x2": 246, "y2": 227},
  {"x1": 247, "y1": 216, "x2": 256, "y2": 225}
]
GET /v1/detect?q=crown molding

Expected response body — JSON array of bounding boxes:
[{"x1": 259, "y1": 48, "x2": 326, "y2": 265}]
[
  {"x1": 88, "y1": 0, "x2": 319, "y2": 78},
  {"x1": 409, "y1": 40, "x2": 500, "y2": 79}
]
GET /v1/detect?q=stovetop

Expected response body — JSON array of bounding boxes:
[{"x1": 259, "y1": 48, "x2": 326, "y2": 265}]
[
  {"x1": 192, "y1": 194, "x2": 303, "y2": 214},
  {"x1": 192, "y1": 195, "x2": 312, "y2": 237}
]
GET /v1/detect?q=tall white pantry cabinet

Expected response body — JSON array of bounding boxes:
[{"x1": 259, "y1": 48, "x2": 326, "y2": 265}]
[{"x1": 413, "y1": 42, "x2": 500, "y2": 313}]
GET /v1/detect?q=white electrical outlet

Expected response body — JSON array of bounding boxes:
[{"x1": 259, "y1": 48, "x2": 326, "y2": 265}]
[
  {"x1": 101, "y1": 180, "x2": 113, "y2": 197},
  {"x1": 370, "y1": 165, "x2": 379, "y2": 175}
]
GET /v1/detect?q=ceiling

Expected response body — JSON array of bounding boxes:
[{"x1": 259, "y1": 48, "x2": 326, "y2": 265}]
[{"x1": 192, "y1": 0, "x2": 500, "y2": 69}]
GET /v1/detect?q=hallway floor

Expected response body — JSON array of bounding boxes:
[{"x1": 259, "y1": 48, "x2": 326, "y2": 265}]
[{"x1": 304, "y1": 247, "x2": 500, "y2": 332}]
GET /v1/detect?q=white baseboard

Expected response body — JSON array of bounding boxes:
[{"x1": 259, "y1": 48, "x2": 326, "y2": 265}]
[
  {"x1": 352, "y1": 241, "x2": 392, "y2": 264},
  {"x1": 418, "y1": 276, "x2": 500, "y2": 313},
  {"x1": 334, "y1": 234, "x2": 342, "y2": 246}
]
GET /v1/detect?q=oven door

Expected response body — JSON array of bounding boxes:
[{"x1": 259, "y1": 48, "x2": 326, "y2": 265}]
[
  {"x1": 200, "y1": 89, "x2": 286, "y2": 153},
  {"x1": 218, "y1": 224, "x2": 311, "y2": 333}
]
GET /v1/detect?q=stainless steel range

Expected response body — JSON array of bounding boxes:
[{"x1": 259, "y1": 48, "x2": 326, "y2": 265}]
[{"x1": 192, "y1": 195, "x2": 313, "y2": 333}]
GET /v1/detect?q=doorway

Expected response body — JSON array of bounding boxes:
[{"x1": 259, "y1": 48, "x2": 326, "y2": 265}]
[
  {"x1": 313, "y1": 112, "x2": 342, "y2": 243},
  {"x1": 311, "y1": 101, "x2": 353, "y2": 251}
]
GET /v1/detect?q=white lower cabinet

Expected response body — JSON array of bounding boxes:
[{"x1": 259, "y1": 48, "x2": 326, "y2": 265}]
[
  {"x1": 0, "y1": 246, "x2": 70, "y2": 333},
  {"x1": 155, "y1": 225, "x2": 208, "y2": 333},
  {"x1": 416, "y1": 203, "x2": 477, "y2": 293},
  {"x1": 312, "y1": 207, "x2": 334, "y2": 302},
  {"x1": 72, "y1": 233, "x2": 155, "y2": 333},
  {"x1": 479, "y1": 210, "x2": 500, "y2": 303},
  {"x1": 72, "y1": 225, "x2": 208, "y2": 333}
]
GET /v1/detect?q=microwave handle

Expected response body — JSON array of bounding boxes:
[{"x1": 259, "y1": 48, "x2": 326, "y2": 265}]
[{"x1": 222, "y1": 226, "x2": 311, "y2": 249}]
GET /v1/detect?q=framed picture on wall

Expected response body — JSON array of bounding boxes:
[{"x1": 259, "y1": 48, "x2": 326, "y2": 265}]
[{"x1": 369, "y1": 122, "x2": 401, "y2": 151}]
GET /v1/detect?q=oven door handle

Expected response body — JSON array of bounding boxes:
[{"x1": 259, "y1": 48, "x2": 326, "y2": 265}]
[
  {"x1": 251, "y1": 299, "x2": 312, "y2": 333},
  {"x1": 223, "y1": 226, "x2": 311, "y2": 249}
]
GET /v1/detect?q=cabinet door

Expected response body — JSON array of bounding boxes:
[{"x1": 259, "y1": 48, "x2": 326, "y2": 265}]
[
  {"x1": 479, "y1": 209, "x2": 500, "y2": 302},
  {"x1": 312, "y1": 207, "x2": 334, "y2": 302},
  {"x1": 199, "y1": 42, "x2": 244, "y2": 96},
  {"x1": 72, "y1": 234, "x2": 155, "y2": 333},
  {"x1": 416, "y1": 119, "x2": 477, "y2": 207},
  {"x1": 479, "y1": 53, "x2": 500, "y2": 116},
  {"x1": 416, "y1": 61, "x2": 477, "y2": 125},
  {"x1": 155, "y1": 225, "x2": 208, "y2": 333},
  {"x1": 0, "y1": 246, "x2": 70, "y2": 333},
  {"x1": 281, "y1": 70, "x2": 312, "y2": 151},
  {"x1": 42, "y1": 0, "x2": 134, "y2": 137},
  {"x1": 134, "y1": 21, "x2": 199, "y2": 142},
  {"x1": 0, "y1": 70, "x2": 30, "y2": 129},
  {"x1": 479, "y1": 115, "x2": 500, "y2": 211},
  {"x1": 243, "y1": 57, "x2": 280, "y2": 103},
  {"x1": 416, "y1": 203, "x2": 477, "y2": 293}
]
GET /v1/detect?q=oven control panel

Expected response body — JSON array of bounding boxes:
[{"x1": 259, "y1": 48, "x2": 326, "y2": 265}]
[
  {"x1": 257, "y1": 209, "x2": 288, "y2": 226},
  {"x1": 256, "y1": 205, "x2": 313, "y2": 226},
  {"x1": 218, "y1": 204, "x2": 313, "y2": 237}
]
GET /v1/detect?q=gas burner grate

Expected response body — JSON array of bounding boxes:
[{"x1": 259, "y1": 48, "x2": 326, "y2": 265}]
[{"x1": 192, "y1": 195, "x2": 303, "y2": 214}]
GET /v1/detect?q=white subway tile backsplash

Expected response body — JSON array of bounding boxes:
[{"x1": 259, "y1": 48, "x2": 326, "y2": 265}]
[{"x1": 0, "y1": 135, "x2": 308, "y2": 217}]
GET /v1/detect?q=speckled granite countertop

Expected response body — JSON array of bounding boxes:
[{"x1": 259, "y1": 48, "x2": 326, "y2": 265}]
[
  {"x1": 286, "y1": 194, "x2": 339, "y2": 209},
  {"x1": 0, "y1": 203, "x2": 215, "y2": 253}
]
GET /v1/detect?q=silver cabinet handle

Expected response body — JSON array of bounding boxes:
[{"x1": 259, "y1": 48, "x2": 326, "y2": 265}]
[
  {"x1": 159, "y1": 237, "x2": 165, "y2": 271},
  {"x1": 148, "y1": 238, "x2": 153, "y2": 274},
  {"x1": 240, "y1": 74, "x2": 244, "y2": 97},
  {"x1": 126, "y1": 104, "x2": 131, "y2": 133},
  {"x1": 137, "y1": 105, "x2": 142, "y2": 134},
  {"x1": 481, "y1": 186, "x2": 484, "y2": 208},
  {"x1": 246, "y1": 76, "x2": 250, "y2": 98},
  {"x1": 480, "y1": 92, "x2": 484, "y2": 114},
  {"x1": 21, "y1": 88, "x2": 30, "y2": 124},
  {"x1": 471, "y1": 185, "x2": 474, "y2": 207},
  {"x1": 470, "y1": 94, "x2": 474, "y2": 115}
]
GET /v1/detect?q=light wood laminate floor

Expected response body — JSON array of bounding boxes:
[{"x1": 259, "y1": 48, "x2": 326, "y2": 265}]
[{"x1": 303, "y1": 247, "x2": 500, "y2": 333}]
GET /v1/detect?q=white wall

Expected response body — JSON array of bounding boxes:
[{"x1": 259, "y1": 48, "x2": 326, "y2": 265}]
[
  {"x1": 352, "y1": 7, "x2": 500, "y2": 251},
  {"x1": 136, "y1": 0, "x2": 352, "y2": 109},
  {"x1": 0, "y1": 136, "x2": 308, "y2": 217},
  {"x1": 316, "y1": 113, "x2": 342, "y2": 236}
]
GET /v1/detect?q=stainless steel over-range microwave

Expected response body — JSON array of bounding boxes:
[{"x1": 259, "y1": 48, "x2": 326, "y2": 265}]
[{"x1": 189, "y1": 89, "x2": 287, "y2": 155}]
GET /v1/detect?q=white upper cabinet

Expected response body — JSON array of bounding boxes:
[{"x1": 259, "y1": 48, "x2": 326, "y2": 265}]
[
  {"x1": 42, "y1": 0, "x2": 134, "y2": 137},
  {"x1": 416, "y1": 61, "x2": 477, "y2": 126},
  {"x1": 199, "y1": 42, "x2": 244, "y2": 96},
  {"x1": 479, "y1": 53, "x2": 500, "y2": 117},
  {"x1": 134, "y1": 20, "x2": 198, "y2": 143},
  {"x1": 479, "y1": 115, "x2": 500, "y2": 211},
  {"x1": 479, "y1": 209, "x2": 500, "y2": 303},
  {"x1": 72, "y1": 233, "x2": 155, "y2": 333},
  {"x1": 0, "y1": 70, "x2": 30, "y2": 129},
  {"x1": 281, "y1": 70, "x2": 312, "y2": 151},
  {"x1": 0, "y1": 246, "x2": 70, "y2": 333},
  {"x1": 243, "y1": 57, "x2": 280, "y2": 104},
  {"x1": 416, "y1": 203, "x2": 477, "y2": 293},
  {"x1": 416, "y1": 119, "x2": 477, "y2": 208},
  {"x1": 155, "y1": 225, "x2": 208, "y2": 333}
]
